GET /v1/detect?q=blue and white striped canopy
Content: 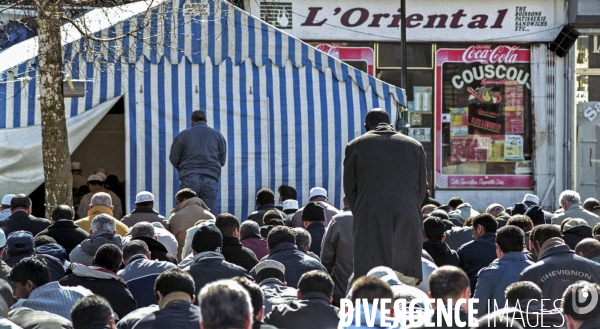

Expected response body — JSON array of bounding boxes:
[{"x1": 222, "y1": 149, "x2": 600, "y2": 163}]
[{"x1": 0, "y1": 0, "x2": 406, "y2": 218}]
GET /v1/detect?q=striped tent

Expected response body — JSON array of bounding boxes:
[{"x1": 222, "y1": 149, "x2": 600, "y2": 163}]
[{"x1": 0, "y1": 0, "x2": 406, "y2": 218}]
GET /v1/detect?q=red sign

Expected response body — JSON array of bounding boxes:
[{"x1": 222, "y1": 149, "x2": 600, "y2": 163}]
[
  {"x1": 462, "y1": 45, "x2": 521, "y2": 64},
  {"x1": 315, "y1": 44, "x2": 375, "y2": 75}
]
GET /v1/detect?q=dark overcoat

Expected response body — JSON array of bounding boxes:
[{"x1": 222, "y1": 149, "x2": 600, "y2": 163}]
[{"x1": 343, "y1": 123, "x2": 426, "y2": 280}]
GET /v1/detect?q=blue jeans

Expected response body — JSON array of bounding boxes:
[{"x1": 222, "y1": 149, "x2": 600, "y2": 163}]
[{"x1": 180, "y1": 174, "x2": 219, "y2": 211}]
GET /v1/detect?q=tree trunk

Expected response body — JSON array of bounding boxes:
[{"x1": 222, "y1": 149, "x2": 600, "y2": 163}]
[{"x1": 36, "y1": 0, "x2": 72, "y2": 218}]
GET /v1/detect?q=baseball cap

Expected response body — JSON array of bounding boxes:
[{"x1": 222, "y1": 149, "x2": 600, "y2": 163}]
[
  {"x1": 255, "y1": 260, "x2": 285, "y2": 276},
  {"x1": 87, "y1": 174, "x2": 104, "y2": 183},
  {"x1": 7, "y1": 231, "x2": 34, "y2": 253},
  {"x1": 1, "y1": 194, "x2": 15, "y2": 206},
  {"x1": 135, "y1": 191, "x2": 154, "y2": 203},
  {"x1": 309, "y1": 187, "x2": 327, "y2": 199}
]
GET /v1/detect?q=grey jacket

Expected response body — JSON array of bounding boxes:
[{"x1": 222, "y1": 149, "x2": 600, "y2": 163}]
[
  {"x1": 320, "y1": 208, "x2": 353, "y2": 301},
  {"x1": 551, "y1": 204, "x2": 600, "y2": 227},
  {"x1": 69, "y1": 232, "x2": 124, "y2": 266},
  {"x1": 259, "y1": 278, "x2": 297, "y2": 315},
  {"x1": 121, "y1": 208, "x2": 169, "y2": 230},
  {"x1": 169, "y1": 121, "x2": 226, "y2": 180}
]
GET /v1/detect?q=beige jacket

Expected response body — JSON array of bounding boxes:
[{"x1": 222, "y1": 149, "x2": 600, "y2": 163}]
[{"x1": 167, "y1": 197, "x2": 215, "y2": 261}]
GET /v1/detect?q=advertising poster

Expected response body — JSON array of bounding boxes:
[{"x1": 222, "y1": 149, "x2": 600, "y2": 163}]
[
  {"x1": 414, "y1": 86, "x2": 433, "y2": 112},
  {"x1": 435, "y1": 45, "x2": 532, "y2": 189}
]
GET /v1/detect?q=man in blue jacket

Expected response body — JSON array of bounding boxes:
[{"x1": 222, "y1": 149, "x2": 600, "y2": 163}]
[
  {"x1": 457, "y1": 213, "x2": 498, "y2": 294},
  {"x1": 473, "y1": 225, "x2": 533, "y2": 315},
  {"x1": 169, "y1": 110, "x2": 226, "y2": 210}
]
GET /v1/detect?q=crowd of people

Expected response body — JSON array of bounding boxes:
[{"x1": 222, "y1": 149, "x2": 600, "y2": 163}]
[{"x1": 2, "y1": 179, "x2": 600, "y2": 329}]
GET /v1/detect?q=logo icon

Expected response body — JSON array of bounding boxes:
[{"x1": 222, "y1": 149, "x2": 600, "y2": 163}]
[
  {"x1": 573, "y1": 286, "x2": 599, "y2": 314},
  {"x1": 260, "y1": 2, "x2": 293, "y2": 29}
]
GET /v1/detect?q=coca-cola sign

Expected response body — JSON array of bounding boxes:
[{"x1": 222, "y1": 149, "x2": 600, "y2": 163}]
[{"x1": 462, "y1": 45, "x2": 520, "y2": 64}]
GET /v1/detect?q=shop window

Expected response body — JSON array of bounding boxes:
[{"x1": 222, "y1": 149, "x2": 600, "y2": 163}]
[
  {"x1": 377, "y1": 44, "x2": 433, "y2": 68},
  {"x1": 435, "y1": 44, "x2": 533, "y2": 189}
]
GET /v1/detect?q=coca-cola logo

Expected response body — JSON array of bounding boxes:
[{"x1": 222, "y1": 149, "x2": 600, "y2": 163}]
[{"x1": 462, "y1": 45, "x2": 520, "y2": 64}]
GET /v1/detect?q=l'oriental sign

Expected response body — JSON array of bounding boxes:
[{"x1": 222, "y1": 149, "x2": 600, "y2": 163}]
[{"x1": 250, "y1": 0, "x2": 557, "y2": 42}]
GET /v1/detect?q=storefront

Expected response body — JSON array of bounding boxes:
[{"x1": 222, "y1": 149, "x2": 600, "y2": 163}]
[
  {"x1": 569, "y1": 0, "x2": 600, "y2": 203},
  {"x1": 245, "y1": 0, "x2": 567, "y2": 211}
]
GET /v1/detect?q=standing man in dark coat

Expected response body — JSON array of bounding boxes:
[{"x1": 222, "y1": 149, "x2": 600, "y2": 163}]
[
  {"x1": 343, "y1": 108, "x2": 427, "y2": 283},
  {"x1": 169, "y1": 110, "x2": 226, "y2": 211}
]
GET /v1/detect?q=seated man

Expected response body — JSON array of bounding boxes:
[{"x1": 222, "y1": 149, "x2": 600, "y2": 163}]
[
  {"x1": 184, "y1": 223, "x2": 250, "y2": 299},
  {"x1": 121, "y1": 191, "x2": 169, "y2": 229},
  {"x1": 473, "y1": 225, "x2": 533, "y2": 315},
  {"x1": 574, "y1": 238, "x2": 600, "y2": 264},
  {"x1": 35, "y1": 204, "x2": 89, "y2": 256},
  {"x1": 250, "y1": 226, "x2": 326, "y2": 288},
  {"x1": 254, "y1": 260, "x2": 297, "y2": 314},
  {"x1": 291, "y1": 187, "x2": 339, "y2": 228},
  {"x1": 118, "y1": 240, "x2": 177, "y2": 308},
  {"x1": 300, "y1": 202, "x2": 326, "y2": 256},
  {"x1": 199, "y1": 280, "x2": 253, "y2": 329},
  {"x1": 130, "y1": 222, "x2": 177, "y2": 264},
  {"x1": 234, "y1": 277, "x2": 278, "y2": 329},
  {"x1": 215, "y1": 213, "x2": 258, "y2": 271},
  {"x1": 519, "y1": 224, "x2": 600, "y2": 307},
  {"x1": 342, "y1": 276, "x2": 395, "y2": 329},
  {"x1": 0, "y1": 194, "x2": 50, "y2": 237},
  {"x1": 264, "y1": 270, "x2": 339, "y2": 329},
  {"x1": 247, "y1": 189, "x2": 287, "y2": 226},
  {"x1": 70, "y1": 214, "x2": 124, "y2": 266},
  {"x1": 60, "y1": 244, "x2": 137, "y2": 319},
  {"x1": 292, "y1": 228, "x2": 320, "y2": 261},
  {"x1": 9, "y1": 255, "x2": 93, "y2": 320},
  {"x1": 422, "y1": 216, "x2": 459, "y2": 267},
  {"x1": 75, "y1": 192, "x2": 128, "y2": 236},
  {"x1": 423, "y1": 266, "x2": 472, "y2": 327},
  {"x1": 5, "y1": 231, "x2": 65, "y2": 281},
  {"x1": 457, "y1": 213, "x2": 498, "y2": 294},
  {"x1": 71, "y1": 295, "x2": 116, "y2": 329},
  {"x1": 134, "y1": 268, "x2": 200, "y2": 329},
  {"x1": 562, "y1": 281, "x2": 600, "y2": 329},
  {"x1": 240, "y1": 221, "x2": 268, "y2": 260}
]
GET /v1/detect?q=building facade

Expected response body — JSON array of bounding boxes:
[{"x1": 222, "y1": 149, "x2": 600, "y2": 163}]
[{"x1": 245, "y1": 0, "x2": 570, "y2": 211}]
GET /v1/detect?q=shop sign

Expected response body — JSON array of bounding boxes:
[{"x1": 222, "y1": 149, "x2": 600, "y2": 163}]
[
  {"x1": 435, "y1": 45, "x2": 532, "y2": 189},
  {"x1": 248, "y1": 0, "x2": 558, "y2": 42}
]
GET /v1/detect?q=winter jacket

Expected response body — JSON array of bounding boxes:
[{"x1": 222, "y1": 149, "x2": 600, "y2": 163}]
[
  {"x1": 184, "y1": 251, "x2": 251, "y2": 301},
  {"x1": 74, "y1": 206, "x2": 129, "y2": 236},
  {"x1": 118, "y1": 255, "x2": 177, "y2": 308},
  {"x1": 0, "y1": 260, "x2": 11, "y2": 282},
  {"x1": 35, "y1": 243, "x2": 69, "y2": 268},
  {"x1": 131, "y1": 236, "x2": 177, "y2": 264},
  {"x1": 259, "y1": 278, "x2": 297, "y2": 314},
  {"x1": 221, "y1": 236, "x2": 258, "y2": 271},
  {"x1": 563, "y1": 225, "x2": 593, "y2": 249},
  {"x1": 0, "y1": 209, "x2": 10, "y2": 222},
  {"x1": 11, "y1": 281, "x2": 93, "y2": 320},
  {"x1": 457, "y1": 232, "x2": 497, "y2": 294},
  {"x1": 320, "y1": 209, "x2": 353, "y2": 302},
  {"x1": 69, "y1": 232, "x2": 124, "y2": 266},
  {"x1": 263, "y1": 292, "x2": 339, "y2": 329},
  {"x1": 422, "y1": 240, "x2": 459, "y2": 267},
  {"x1": 132, "y1": 299, "x2": 200, "y2": 329},
  {"x1": 0, "y1": 211, "x2": 50, "y2": 237},
  {"x1": 149, "y1": 223, "x2": 178, "y2": 258},
  {"x1": 290, "y1": 197, "x2": 339, "y2": 228},
  {"x1": 35, "y1": 220, "x2": 89, "y2": 256},
  {"x1": 121, "y1": 207, "x2": 169, "y2": 230},
  {"x1": 250, "y1": 242, "x2": 326, "y2": 288},
  {"x1": 519, "y1": 237, "x2": 600, "y2": 306},
  {"x1": 247, "y1": 204, "x2": 287, "y2": 227},
  {"x1": 8, "y1": 308, "x2": 73, "y2": 329},
  {"x1": 116, "y1": 306, "x2": 159, "y2": 329},
  {"x1": 59, "y1": 263, "x2": 136, "y2": 319},
  {"x1": 473, "y1": 251, "x2": 533, "y2": 315},
  {"x1": 551, "y1": 204, "x2": 600, "y2": 227},
  {"x1": 77, "y1": 188, "x2": 123, "y2": 220},
  {"x1": 169, "y1": 120, "x2": 226, "y2": 182},
  {"x1": 240, "y1": 233, "x2": 269, "y2": 260},
  {"x1": 167, "y1": 197, "x2": 215, "y2": 261}
]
